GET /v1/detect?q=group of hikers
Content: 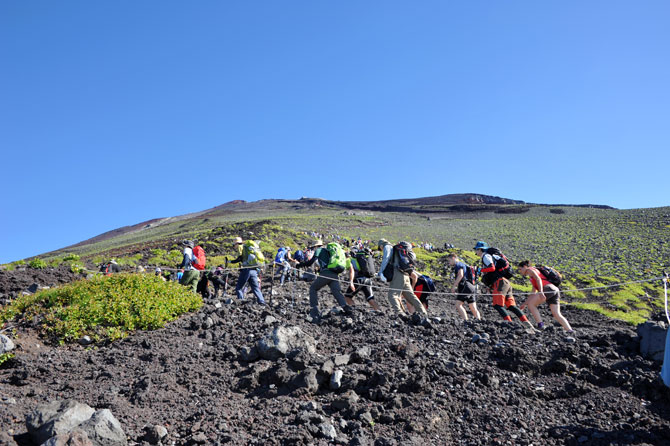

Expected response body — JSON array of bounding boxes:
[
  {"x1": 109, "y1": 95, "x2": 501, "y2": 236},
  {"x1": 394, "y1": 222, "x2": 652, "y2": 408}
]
[
  {"x1": 160, "y1": 236, "x2": 574, "y2": 334},
  {"x1": 100, "y1": 236, "x2": 574, "y2": 334}
]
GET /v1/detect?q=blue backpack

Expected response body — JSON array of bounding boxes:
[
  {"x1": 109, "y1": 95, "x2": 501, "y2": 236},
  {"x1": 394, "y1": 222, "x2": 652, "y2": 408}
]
[
  {"x1": 274, "y1": 247, "x2": 288, "y2": 264},
  {"x1": 293, "y1": 250, "x2": 306, "y2": 263}
]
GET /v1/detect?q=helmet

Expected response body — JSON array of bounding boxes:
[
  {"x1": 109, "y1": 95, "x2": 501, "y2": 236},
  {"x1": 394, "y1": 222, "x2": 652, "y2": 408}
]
[{"x1": 474, "y1": 241, "x2": 489, "y2": 251}]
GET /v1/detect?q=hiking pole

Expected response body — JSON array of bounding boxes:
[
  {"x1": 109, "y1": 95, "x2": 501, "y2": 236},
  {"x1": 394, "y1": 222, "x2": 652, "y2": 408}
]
[{"x1": 270, "y1": 262, "x2": 276, "y2": 304}]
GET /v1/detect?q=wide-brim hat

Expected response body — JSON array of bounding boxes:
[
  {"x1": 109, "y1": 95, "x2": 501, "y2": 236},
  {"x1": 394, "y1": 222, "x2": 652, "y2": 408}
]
[
  {"x1": 308, "y1": 239, "x2": 323, "y2": 248},
  {"x1": 377, "y1": 239, "x2": 388, "y2": 247},
  {"x1": 182, "y1": 240, "x2": 194, "y2": 248},
  {"x1": 474, "y1": 241, "x2": 489, "y2": 250},
  {"x1": 233, "y1": 237, "x2": 243, "y2": 245}
]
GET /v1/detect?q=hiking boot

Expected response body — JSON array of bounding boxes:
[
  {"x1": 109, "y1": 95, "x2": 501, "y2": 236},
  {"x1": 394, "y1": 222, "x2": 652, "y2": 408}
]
[
  {"x1": 411, "y1": 313, "x2": 423, "y2": 325},
  {"x1": 537, "y1": 322, "x2": 546, "y2": 330},
  {"x1": 343, "y1": 305, "x2": 354, "y2": 316}
]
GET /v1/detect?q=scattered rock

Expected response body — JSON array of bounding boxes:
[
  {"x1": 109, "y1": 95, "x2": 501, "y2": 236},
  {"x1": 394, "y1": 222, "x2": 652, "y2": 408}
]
[
  {"x1": 143, "y1": 425, "x2": 168, "y2": 444},
  {"x1": 637, "y1": 321, "x2": 667, "y2": 361},
  {"x1": 78, "y1": 409, "x2": 127, "y2": 446},
  {"x1": 330, "y1": 370, "x2": 343, "y2": 390},
  {"x1": 257, "y1": 326, "x2": 317, "y2": 360},
  {"x1": 26, "y1": 400, "x2": 96, "y2": 445},
  {"x1": 0, "y1": 334, "x2": 15, "y2": 354},
  {"x1": 334, "y1": 354, "x2": 350, "y2": 367}
]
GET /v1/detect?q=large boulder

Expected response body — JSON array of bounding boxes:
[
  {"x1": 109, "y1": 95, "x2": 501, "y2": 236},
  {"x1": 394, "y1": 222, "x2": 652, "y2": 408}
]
[
  {"x1": 257, "y1": 326, "x2": 317, "y2": 360},
  {"x1": 78, "y1": 409, "x2": 127, "y2": 446},
  {"x1": 41, "y1": 430, "x2": 93, "y2": 446},
  {"x1": 26, "y1": 400, "x2": 96, "y2": 445},
  {"x1": 637, "y1": 321, "x2": 667, "y2": 361}
]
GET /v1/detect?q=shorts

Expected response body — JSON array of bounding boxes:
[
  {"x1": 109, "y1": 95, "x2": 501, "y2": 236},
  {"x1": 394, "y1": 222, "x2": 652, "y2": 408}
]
[
  {"x1": 491, "y1": 278, "x2": 516, "y2": 307},
  {"x1": 456, "y1": 281, "x2": 477, "y2": 304},
  {"x1": 543, "y1": 284, "x2": 560, "y2": 305}
]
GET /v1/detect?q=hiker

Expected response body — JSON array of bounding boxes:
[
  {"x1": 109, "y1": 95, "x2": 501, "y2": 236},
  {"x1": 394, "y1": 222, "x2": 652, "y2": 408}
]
[
  {"x1": 474, "y1": 241, "x2": 535, "y2": 332},
  {"x1": 295, "y1": 239, "x2": 352, "y2": 323},
  {"x1": 447, "y1": 253, "x2": 481, "y2": 320},
  {"x1": 291, "y1": 247, "x2": 316, "y2": 282},
  {"x1": 229, "y1": 236, "x2": 266, "y2": 304},
  {"x1": 517, "y1": 261, "x2": 573, "y2": 332},
  {"x1": 344, "y1": 249, "x2": 380, "y2": 311},
  {"x1": 210, "y1": 266, "x2": 228, "y2": 298},
  {"x1": 155, "y1": 267, "x2": 166, "y2": 281},
  {"x1": 274, "y1": 246, "x2": 293, "y2": 286},
  {"x1": 408, "y1": 273, "x2": 435, "y2": 313},
  {"x1": 100, "y1": 259, "x2": 121, "y2": 276},
  {"x1": 378, "y1": 239, "x2": 427, "y2": 318},
  {"x1": 178, "y1": 240, "x2": 200, "y2": 292}
]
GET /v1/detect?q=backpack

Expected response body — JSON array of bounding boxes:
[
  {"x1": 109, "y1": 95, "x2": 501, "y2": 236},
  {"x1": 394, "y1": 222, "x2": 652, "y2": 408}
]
[
  {"x1": 243, "y1": 240, "x2": 265, "y2": 266},
  {"x1": 394, "y1": 242, "x2": 416, "y2": 273},
  {"x1": 537, "y1": 265, "x2": 562, "y2": 287},
  {"x1": 481, "y1": 247, "x2": 513, "y2": 285},
  {"x1": 461, "y1": 263, "x2": 477, "y2": 285},
  {"x1": 414, "y1": 274, "x2": 436, "y2": 308},
  {"x1": 354, "y1": 251, "x2": 376, "y2": 278},
  {"x1": 192, "y1": 245, "x2": 206, "y2": 271},
  {"x1": 293, "y1": 250, "x2": 306, "y2": 263},
  {"x1": 325, "y1": 242, "x2": 346, "y2": 274},
  {"x1": 274, "y1": 247, "x2": 288, "y2": 265},
  {"x1": 418, "y1": 274, "x2": 436, "y2": 293}
]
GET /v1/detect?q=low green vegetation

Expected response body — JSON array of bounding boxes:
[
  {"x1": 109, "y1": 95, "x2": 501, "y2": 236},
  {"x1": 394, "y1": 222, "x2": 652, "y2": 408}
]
[{"x1": 0, "y1": 274, "x2": 202, "y2": 344}]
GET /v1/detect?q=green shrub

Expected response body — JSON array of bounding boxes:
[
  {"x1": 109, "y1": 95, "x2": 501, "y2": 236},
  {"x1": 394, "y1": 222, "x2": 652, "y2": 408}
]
[
  {"x1": 0, "y1": 274, "x2": 202, "y2": 344},
  {"x1": 29, "y1": 259, "x2": 47, "y2": 269},
  {"x1": 62, "y1": 254, "x2": 80, "y2": 262},
  {"x1": 0, "y1": 353, "x2": 14, "y2": 366}
]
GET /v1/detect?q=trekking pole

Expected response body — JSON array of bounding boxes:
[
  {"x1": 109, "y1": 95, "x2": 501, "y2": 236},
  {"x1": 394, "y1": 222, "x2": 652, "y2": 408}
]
[{"x1": 271, "y1": 262, "x2": 276, "y2": 302}]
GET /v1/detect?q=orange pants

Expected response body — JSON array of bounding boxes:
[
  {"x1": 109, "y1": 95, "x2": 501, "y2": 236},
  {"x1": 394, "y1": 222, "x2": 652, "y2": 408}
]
[{"x1": 491, "y1": 278, "x2": 516, "y2": 307}]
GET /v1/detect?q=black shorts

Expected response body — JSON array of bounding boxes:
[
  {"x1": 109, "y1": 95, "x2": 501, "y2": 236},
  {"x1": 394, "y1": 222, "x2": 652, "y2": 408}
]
[{"x1": 456, "y1": 281, "x2": 477, "y2": 304}]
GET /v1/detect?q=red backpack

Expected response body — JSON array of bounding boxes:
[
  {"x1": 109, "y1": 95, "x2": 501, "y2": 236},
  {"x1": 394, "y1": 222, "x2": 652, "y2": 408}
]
[{"x1": 192, "y1": 246, "x2": 206, "y2": 271}]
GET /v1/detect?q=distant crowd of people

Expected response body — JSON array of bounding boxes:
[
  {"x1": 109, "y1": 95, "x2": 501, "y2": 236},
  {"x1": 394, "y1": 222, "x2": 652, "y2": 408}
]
[{"x1": 100, "y1": 236, "x2": 573, "y2": 334}]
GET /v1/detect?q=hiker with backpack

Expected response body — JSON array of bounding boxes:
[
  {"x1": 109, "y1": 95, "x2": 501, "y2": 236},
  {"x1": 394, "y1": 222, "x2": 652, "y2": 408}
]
[
  {"x1": 295, "y1": 239, "x2": 353, "y2": 323},
  {"x1": 517, "y1": 261, "x2": 573, "y2": 332},
  {"x1": 410, "y1": 273, "x2": 436, "y2": 312},
  {"x1": 474, "y1": 241, "x2": 535, "y2": 332},
  {"x1": 100, "y1": 259, "x2": 122, "y2": 276},
  {"x1": 344, "y1": 249, "x2": 380, "y2": 311},
  {"x1": 447, "y1": 253, "x2": 481, "y2": 321},
  {"x1": 229, "y1": 236, "x2": 266, "y2": 305},
  {"x1": 378, "y1": 239, "x2": 428, "y2": 318},
  {"x1": 274, "y1": 246, "x2": 293, "y2": 286},
  {"x1": 179, "y1": 240, "x2": 203, "y2": 293}
]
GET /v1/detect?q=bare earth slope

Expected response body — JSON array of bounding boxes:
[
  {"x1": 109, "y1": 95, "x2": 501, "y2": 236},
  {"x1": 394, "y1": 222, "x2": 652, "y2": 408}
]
[{"x1": 1, "y1": 269, "x2": 669, "y2": 446}]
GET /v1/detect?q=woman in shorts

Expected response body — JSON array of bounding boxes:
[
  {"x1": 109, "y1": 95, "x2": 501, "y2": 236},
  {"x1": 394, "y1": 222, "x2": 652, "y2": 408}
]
[{"x1": 518, "y1": 260, "x2": 573, "y2": 332}]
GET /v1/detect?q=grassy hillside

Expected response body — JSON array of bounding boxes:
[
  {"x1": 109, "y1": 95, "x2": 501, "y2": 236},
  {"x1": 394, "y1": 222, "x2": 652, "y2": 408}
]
[{"x1": 5, "y1": 204, "x2": 670, "y2": 325}]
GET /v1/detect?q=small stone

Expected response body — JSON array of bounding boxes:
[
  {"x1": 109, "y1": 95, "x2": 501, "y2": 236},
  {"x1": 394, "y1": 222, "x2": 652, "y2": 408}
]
[
  {"x1": 192, "y1": 432, "x2": 207, "y2": 444},
  {"x1": 264, "y1": 316, "x2": 277, "y2": 325},
  {"x1": 0, "y1": 334, "x2": 15, "y2": 354},
  {"x1": 471, "y1": 334, "x2": 481, "y2": 343},
  {"x1": 334, "y1": 354, "x2": 350, "y2": 367},
  {"x1": 78, "y1": 336, "x2": 93, "y2": 346},
  {"x1": 330, "y1": 370, "x2": 343, "y2": 390},
  {"x1": 203, "y1": 317, "x2": 214, "y2": 329},
  {"x1": 565, "y1": 337, "x2": 576, "y2": 343},
  {"x1": 318, "y1": 423, "x2": 337, "y2": 441}
]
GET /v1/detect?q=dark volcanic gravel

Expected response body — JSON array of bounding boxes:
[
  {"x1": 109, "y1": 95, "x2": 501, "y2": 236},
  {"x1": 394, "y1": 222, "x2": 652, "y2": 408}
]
[{"x1": 1, "y1": 271, "x2": 670, "y2": 446}]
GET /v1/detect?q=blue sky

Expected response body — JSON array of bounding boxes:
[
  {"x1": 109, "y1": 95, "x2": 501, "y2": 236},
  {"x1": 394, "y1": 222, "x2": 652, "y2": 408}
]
[{"x1": 2, "y1": 1, "x2": 669, "y2": 264}]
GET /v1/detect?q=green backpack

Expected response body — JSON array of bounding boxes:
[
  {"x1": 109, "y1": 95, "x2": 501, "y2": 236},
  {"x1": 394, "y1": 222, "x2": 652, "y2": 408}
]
[
  {"x1": 325, "y1": 242, "x2": 346, "y2": 273},
  {"x1": 243, "y1": 240, "x2": 265, "y2": 266}
]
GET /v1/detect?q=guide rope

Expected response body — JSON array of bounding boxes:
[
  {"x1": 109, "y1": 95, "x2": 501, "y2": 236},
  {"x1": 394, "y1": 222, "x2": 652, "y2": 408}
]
[{"x1": 130, "y1": 262, "x2": 665, "y2": 299}]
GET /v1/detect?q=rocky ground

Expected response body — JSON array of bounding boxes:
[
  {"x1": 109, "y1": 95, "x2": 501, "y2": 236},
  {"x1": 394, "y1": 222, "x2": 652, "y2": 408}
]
[{"x1": 1, "y1": 267, "x2": 670, "y2": 446}]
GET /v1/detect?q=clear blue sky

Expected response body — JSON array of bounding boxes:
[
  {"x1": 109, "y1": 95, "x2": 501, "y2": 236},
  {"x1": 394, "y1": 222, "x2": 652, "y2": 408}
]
[{"x1": 2, "y1": 1, "x2": 669, "y2": 264}]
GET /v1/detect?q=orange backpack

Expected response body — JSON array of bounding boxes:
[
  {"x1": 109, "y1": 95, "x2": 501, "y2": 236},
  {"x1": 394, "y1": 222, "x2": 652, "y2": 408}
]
[{"x1": 192, "y1": 246, "x2": 206, "y2": 271}]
